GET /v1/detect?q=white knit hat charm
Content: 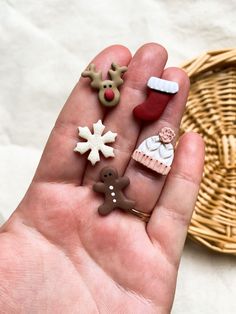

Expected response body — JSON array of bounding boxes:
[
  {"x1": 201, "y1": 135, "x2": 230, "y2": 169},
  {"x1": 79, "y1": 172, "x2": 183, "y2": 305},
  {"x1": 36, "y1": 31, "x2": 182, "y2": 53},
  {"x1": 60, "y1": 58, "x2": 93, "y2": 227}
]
[{"x1": 132, "y1": 127, "x2": 175, "y2": 175}]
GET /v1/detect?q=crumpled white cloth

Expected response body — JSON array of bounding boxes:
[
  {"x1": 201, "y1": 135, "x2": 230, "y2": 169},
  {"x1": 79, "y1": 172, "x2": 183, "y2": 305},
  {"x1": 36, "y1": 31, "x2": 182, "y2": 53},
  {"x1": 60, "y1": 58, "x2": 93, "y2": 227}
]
[{"x1": 0, "y1": 0, "x2": 236, "y2": 313}]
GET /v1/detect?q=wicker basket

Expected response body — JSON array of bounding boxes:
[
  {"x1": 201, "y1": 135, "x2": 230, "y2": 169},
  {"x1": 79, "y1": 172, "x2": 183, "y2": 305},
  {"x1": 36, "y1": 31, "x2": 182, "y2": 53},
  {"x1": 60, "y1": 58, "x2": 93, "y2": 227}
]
[{"x1": 180, "y1": 48, "x2": 236, "y2": 255}]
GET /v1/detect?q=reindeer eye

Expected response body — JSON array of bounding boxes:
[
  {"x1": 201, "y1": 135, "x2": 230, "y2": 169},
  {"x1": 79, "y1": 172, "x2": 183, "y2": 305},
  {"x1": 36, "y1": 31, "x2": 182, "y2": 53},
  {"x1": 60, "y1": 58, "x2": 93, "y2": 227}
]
[
  {"x1": 103, "y1": 85, "x2": 107, "y2": 88},
  {"x1": 109, "y1": 173, "x2": 112, "y2": 176},
  {"x1": 104, "y1": 174, "x2": 107, "y2": 177},
  {"x1": 109, "y1": 84, "x2": 112, "y2": 88}
]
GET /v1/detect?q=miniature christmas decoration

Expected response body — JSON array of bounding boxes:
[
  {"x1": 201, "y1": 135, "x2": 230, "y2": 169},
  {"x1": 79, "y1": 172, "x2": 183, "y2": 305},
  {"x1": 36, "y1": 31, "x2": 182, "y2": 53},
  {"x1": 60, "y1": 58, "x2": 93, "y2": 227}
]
[
  {"x1": 74, "y1": 120, "x2": 117, "y2": 165},
  {"x1": 93, "y1": 167, "x2": 135, "y2": 216},
  {"x1": 133, "y1": 77, "x2": 179, "y2": 122},
  {"x1": 82, "y1": 63, "x2": 127, "y2": 107},
  {"x1": 132, "y1": 127, "x2": 175, "y2": 175}
]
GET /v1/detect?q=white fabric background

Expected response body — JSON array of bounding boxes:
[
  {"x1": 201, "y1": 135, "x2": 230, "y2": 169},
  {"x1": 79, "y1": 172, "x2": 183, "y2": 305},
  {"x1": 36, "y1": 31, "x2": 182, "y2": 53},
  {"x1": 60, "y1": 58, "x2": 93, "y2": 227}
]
[{"x1": 0, "y1": 0, "x2": 235, "y2": 313}]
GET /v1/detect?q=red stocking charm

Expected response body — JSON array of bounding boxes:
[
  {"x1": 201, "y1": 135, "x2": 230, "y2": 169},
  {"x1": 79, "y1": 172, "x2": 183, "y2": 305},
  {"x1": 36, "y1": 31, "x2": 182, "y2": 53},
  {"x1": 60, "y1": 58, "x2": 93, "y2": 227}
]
[{"x1": 133, "y1": 77, "x2": 179, "y2": 122}]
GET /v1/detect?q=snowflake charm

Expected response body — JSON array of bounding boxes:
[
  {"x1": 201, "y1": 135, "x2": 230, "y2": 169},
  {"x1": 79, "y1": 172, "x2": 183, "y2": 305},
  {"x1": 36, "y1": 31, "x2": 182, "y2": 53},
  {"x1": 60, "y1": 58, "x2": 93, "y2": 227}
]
[{"x1": 74, "y1": 120, "x2": 117, "y2": 165}]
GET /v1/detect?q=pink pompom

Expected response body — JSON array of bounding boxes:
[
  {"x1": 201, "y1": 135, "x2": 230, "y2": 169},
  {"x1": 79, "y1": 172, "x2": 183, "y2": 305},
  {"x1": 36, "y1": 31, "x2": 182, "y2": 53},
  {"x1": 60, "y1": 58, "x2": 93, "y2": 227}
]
[{"x1": 159, "y1": 127, "x2": 175, "y2": 143}]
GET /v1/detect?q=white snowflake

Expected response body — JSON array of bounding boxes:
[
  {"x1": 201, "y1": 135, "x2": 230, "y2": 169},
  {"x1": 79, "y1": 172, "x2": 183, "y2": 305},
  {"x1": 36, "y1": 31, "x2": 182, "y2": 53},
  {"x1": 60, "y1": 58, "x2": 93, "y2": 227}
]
[{"x1": 74, "y1": 120, "x2": 117, "y2": 165}]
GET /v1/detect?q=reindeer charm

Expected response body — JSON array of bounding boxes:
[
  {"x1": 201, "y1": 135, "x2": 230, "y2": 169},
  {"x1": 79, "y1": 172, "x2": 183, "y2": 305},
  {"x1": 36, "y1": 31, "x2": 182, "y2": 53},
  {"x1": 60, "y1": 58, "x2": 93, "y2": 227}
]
[{"x1": 82, "y1": 63, "x2": 127, "y2": 107}]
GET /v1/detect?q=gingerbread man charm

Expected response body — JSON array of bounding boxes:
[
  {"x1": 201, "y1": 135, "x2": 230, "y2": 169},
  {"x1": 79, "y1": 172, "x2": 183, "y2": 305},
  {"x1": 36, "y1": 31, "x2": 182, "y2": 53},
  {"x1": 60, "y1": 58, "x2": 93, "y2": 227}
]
[{"x1": 93, "y1": 167, "x2": 135, "y2": 216}]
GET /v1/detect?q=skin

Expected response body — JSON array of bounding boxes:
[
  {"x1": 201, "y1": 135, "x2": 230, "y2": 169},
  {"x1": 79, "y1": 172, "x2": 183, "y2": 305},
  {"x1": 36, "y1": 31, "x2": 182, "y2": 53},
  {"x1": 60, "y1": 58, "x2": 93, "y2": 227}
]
[{"x1": 0, "y1": 43, "x2": 205, "y2": 314}]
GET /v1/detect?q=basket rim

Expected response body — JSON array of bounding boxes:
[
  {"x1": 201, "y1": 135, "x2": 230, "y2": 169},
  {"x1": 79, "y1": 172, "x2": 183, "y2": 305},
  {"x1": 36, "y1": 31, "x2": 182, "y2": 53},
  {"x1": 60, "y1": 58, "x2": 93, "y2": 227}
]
[{"x1": 181, "y1": 48, "x2": 236, "y2": 78}]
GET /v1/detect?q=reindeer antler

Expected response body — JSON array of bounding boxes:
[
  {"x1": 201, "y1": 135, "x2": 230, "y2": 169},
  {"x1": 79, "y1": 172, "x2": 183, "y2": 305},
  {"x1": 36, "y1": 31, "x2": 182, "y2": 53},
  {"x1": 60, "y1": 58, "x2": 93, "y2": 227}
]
[
  {"x1": 108, "y1": 63, "x2": 128, "y2": 87},
  {"x1": 82, "y1": 64, "x2": 102, "y2": 89}
]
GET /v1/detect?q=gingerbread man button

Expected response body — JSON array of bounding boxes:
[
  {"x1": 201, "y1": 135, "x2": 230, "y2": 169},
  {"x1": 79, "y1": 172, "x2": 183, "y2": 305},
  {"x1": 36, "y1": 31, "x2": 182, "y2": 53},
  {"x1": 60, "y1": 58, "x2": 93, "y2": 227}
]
[{"x1": 93, "y1": 167, "x2": 135, "y2": 216}]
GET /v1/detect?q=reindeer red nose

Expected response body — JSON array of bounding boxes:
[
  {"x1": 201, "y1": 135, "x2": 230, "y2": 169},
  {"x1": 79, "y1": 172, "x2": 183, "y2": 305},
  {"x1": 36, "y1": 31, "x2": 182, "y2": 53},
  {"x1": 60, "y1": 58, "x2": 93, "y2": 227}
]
[{"x1": 104, "y1": 88, "x2": 115, "y2": 101}]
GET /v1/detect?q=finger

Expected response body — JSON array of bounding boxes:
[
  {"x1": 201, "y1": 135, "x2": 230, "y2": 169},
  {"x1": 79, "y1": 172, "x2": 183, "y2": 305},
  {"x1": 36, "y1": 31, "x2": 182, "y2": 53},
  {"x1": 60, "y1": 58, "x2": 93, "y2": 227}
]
[
  {"x1": 147, "y1": 133, "x2": 205, "y2": 267},
  {"x1": 83, "y1": 43, "x2": 168, "y2": 185},
  {"x1": 34, "y1": 45, "x2": 132, "y2": 184},
  {"x1": 124, "y1": 67, "x2": 190, "y2": 213}
]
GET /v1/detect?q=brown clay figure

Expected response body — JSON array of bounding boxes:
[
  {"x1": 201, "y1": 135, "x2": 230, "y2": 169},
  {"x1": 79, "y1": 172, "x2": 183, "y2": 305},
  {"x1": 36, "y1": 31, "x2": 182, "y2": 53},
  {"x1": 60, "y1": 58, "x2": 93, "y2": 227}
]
[
  {"x1": 93, "y1": 167, "x2": 135, "y2": 216},
  {"x1": 82, "y1": 63, "x2": 127, "y2": 107}
]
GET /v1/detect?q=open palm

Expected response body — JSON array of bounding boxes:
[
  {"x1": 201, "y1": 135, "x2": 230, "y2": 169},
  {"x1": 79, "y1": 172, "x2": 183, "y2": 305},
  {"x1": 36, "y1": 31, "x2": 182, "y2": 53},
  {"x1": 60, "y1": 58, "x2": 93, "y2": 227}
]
[{"x1": 0, "y1": 44, "x2": 204, "y2": 313}]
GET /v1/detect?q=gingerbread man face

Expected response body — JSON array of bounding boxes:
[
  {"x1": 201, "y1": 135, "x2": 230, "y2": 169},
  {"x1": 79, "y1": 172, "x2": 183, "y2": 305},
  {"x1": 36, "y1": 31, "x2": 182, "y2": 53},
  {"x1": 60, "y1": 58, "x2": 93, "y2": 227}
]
[{"x1": 100, "y1": 167, "x2": 118, "y2": 183}]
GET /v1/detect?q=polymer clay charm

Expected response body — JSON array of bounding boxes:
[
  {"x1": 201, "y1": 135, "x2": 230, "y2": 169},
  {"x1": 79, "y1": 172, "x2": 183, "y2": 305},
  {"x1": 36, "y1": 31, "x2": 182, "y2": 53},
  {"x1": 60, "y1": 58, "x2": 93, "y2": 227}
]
[
  {"x1": 82, "y1": 63, "x2": 127, "y2": 107},
  {"x1": 93, "y1": 167, "x2": 135, "y2": 216},
  {"x1": 132, "y1": 127, "x2": 175, "y2": 175},
  {"x1": 133, "y1": 77, "x2": 179, "y2": 122},
  {"x1": 74, "y1": 120, "x2": 117, "y2": 165}
]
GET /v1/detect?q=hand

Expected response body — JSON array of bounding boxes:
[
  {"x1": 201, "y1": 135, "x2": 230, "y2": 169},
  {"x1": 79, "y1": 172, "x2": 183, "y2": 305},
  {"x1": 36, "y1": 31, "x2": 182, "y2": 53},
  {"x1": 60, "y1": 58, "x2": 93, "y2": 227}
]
[{"x1": 0, "y1": 43, "x2": 204, "y2": 313}]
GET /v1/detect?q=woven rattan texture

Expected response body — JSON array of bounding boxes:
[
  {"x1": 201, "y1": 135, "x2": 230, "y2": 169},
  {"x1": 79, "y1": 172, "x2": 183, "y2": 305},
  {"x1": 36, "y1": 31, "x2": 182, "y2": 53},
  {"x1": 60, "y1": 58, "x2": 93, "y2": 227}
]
[{"x1": 181, "y1": 49, "x2": 236, "y2": 254}]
